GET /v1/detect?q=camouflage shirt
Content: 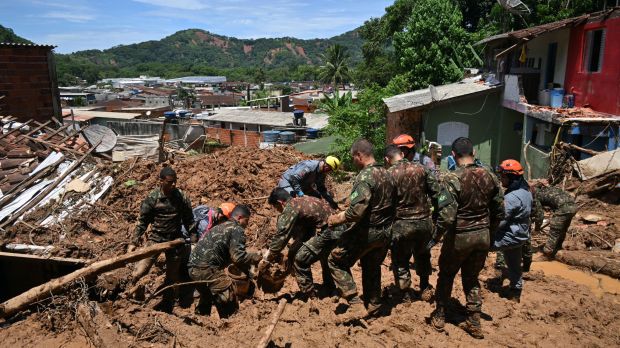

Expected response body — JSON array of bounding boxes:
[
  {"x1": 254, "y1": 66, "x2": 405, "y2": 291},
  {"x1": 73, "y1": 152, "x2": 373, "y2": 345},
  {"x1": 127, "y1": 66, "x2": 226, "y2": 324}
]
[
  {"x1": 531, "y1": 186, "x2": 576, "y2": 225},
  {"x1": 436, "y1": 163, "x2": 504, "y2": 238},
  {"x1": 188, "y1": 220, "x2": 260, "y2": 270},
  {"x1": 133, "y1": 188, "x2": 195, "y2": 244},
  {"x1": 344, "y1": 162, "x2": 395, "y2": 228},
  {"x1": 387, "y1": 158, "x2": 441, "y2": 220},
  {"x1": 269, "y1": 196, "x2": 333, "y2": 254}
]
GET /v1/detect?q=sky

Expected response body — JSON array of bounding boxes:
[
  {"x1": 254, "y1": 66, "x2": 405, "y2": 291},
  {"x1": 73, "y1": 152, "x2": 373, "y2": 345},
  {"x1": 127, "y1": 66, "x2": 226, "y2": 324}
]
[{"x1": 0, "y1": 0, "x2": 392, "y2": 54}]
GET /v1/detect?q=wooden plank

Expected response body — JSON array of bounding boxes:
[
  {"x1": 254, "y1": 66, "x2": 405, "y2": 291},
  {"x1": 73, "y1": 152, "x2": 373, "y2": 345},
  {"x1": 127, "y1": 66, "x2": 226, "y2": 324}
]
[{"x1": 0, "y1": 251, "x2": 86, "y2": 265}]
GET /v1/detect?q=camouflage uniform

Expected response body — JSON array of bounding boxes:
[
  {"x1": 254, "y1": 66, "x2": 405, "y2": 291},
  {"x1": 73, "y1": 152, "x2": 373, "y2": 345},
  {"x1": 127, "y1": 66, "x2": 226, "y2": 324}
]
[
  {"x1": 434, "y1": 163, "x2": 504, "y2": 328},
  {"x1": 132, "y1": 188, "x2": 196, "y2": 306},
  {"x1": 277, "y1": 160, "x2": 338, "y2": 208},
  {"x1": 531, "y1": 186, "x2": 577, "y2": 257},
  {"x1": 269, "y1": 196, "x2": 336, "y2": 294},
  {"x1": 328, "y1": 163, "x2": 394, "y2": 309},
  {"x1": 188, "y1": 220, "x2": 261, "y2": 318},
  {"x1": 387, "y1": 158, "x2": 440, "y2": 291}
]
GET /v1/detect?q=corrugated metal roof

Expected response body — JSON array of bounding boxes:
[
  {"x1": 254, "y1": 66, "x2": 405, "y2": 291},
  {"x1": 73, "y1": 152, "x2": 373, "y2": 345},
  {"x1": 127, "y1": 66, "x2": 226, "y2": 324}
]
[
  {"x1": 383, "y1": 81, "x2": 499, "y2": 113},
  {"x1": 62, "y1": 109, "x2": 141, "y2": 120},
  {"x1": 476, "y1": 8, "x2": 620, "y2": 46},
  {"x1": 199, "y1": 109, "x2": 329, "y2": 129},
  {"x1": 0, "y1": 42, "x2": 56, "y2": 49}
]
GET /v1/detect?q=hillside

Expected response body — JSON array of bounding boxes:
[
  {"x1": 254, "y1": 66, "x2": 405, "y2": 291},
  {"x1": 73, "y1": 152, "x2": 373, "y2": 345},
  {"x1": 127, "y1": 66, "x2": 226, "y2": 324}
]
[
  {"x1": 0, "y1": 25, "x2": 32, "y2": 44},
  {"x1": 54, "y1": 28, "x2": 363, "y2": 84}
]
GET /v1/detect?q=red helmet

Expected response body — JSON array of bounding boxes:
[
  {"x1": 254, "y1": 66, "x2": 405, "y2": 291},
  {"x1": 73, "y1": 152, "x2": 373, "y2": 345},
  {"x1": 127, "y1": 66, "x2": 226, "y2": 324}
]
[
  {"x1": 497, "y1": 159, "x2": 524, "y2": 175},
  {"x1": 392, "y1": 134, "x2": 415, "y2": 149}
]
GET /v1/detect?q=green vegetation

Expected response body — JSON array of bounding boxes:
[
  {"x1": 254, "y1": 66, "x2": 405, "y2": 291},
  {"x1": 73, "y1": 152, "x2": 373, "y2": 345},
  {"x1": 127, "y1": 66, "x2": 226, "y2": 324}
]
[
  {"x1": 0, "y1": 25, "x2": 32, "y2": 44},
  {"x1": 319, "y1": 44, "x2": 352, "y2": 87}
]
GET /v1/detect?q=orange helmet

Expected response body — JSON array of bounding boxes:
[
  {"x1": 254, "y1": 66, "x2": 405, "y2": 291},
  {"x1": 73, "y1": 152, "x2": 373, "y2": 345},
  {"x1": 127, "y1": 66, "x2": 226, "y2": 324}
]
[
  {"x1": 497, "y1": 159, "x2": 524, "y2": 175},
  {"x1": 392, "y1": 134, "x2": 415, "y2": 148},
  {"x1": 219, "y1": 203, "x2": 236, "y2": 219}
]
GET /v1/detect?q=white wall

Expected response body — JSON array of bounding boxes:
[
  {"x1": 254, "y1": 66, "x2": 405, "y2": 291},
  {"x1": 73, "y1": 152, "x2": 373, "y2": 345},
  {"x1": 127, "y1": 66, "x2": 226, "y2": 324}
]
[{"x1": 524, "y1": 29, "x2": 570, "y2": 90}]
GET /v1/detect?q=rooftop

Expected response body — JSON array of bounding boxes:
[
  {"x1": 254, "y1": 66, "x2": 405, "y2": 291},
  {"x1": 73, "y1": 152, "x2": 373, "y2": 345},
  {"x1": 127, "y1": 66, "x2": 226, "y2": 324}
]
[
  {"x1": 383, "y1": 79, "x2": 500, "y2": 113},
  {"x1": 62, "y1": 109, "x2": 141, "y2": 121},
  {"x1": 476, "y1": 7, "x2": 620, "y2": 46},
  {"x1": 165, "y1": 76, "x2": 227, "y2": 84},
  {"x1": 502, "y1": 100, "x2": 620, "y2": 124},
  {"x1": 0, "y1": 42, "x2": 56, "y2": 49},
  {"x1": 199, "y1": 109, "x2": 329, "y2": 129}
]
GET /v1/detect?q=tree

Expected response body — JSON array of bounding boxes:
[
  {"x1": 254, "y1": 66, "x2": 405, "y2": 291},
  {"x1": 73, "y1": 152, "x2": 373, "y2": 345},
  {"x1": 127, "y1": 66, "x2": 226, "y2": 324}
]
[
  {"x1": 319, "y1": 44, "x2": 351, "y2": 87},
  {"x1": 319, "y1": 90, "x2": 353, "y2": 115},
  {"x1": 393, "y1": 0, "x2": 476, "y2": 90}
]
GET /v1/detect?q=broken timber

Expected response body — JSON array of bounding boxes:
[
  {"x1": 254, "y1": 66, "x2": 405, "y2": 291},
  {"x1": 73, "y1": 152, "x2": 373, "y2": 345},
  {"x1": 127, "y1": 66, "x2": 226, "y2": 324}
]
[
  {"x1": 256, "y1": 298, "x2": 288, "y2": 348},
  {"x1": 77, "y1": 302, "x2": 123, "y2": 348},
  {"x1": 0, "y1": 239, "x2": 185, "y2": 319}
]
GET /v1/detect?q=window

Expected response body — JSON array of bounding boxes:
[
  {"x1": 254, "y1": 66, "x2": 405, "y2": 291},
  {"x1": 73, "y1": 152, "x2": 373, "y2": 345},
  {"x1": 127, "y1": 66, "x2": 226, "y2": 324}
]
[
  {"x1": 437, "y1": 122, "x2": 469, "y2": 146},
  {"x1": 584, "y1": 29, "x2": 606, "y2": 73}
]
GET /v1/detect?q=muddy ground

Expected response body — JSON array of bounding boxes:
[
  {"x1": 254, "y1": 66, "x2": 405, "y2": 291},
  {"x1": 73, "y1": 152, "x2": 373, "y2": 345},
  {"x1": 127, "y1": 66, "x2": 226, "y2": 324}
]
[{"x1": 1, "y1": 148, "x2": 619, "y2": 347}]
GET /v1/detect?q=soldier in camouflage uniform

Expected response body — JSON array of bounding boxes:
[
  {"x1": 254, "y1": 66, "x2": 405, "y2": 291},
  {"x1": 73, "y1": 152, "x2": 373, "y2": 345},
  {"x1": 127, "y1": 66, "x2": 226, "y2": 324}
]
[
  {"x1": 188, "y1": 205, "x2": 261, "y2": 318},
  {"x1": 327, "y1": 139, "x2": 394, "y2": 320},
  {"x1": 531, "y1": 183, "x2": 577, "y2": 258},
  {"x1": 384, "y1": 145, "x2": 440, "y2": 301},
  {"x1": 129, "y1": 167, "x2": 196, "y2": 312},
  {"x1": 265, "y1": 188, "x2": 339, "y2": 298},
  {"x1": 429, "y1": 137, "x2": 504, "y2": 339}
]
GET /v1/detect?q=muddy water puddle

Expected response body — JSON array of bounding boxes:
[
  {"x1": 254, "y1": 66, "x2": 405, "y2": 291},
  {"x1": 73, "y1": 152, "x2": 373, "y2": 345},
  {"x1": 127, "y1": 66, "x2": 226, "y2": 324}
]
[{"x1": 532, "y1": 260, "x2": 620, "y2": 297}]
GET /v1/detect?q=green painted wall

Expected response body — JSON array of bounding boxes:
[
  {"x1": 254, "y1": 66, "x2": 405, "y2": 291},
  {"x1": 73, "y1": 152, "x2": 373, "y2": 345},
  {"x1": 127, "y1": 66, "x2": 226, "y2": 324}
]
[{"x1": 423, "y1": 91, "x2": 522, "y2": 169}]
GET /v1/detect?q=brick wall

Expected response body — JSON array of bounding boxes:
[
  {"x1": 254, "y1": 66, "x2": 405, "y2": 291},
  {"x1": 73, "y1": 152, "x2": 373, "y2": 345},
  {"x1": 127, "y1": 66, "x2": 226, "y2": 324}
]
[
  {"x1": 386, "y1": 109, "x2": 422, "y2": 144},
  {"x1": 0, "y1": 45, "x2": 60, "y2": 123},
  {"x1": 206, "y1": 127, "x2": 261, "y2": 148}
]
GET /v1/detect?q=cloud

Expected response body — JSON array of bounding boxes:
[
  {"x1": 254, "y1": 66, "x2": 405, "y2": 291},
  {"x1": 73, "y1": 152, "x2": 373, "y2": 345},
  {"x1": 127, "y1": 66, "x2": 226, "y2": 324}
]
[
  {"x1": 43, "y1": 28, "x2": 170, "y2": 53},
  {"x1": 41, "y1": 11, "x2": 95, "y2": 23},
  {"x1": 131, "y1": 0, "x2": 208, "y2": 10}
]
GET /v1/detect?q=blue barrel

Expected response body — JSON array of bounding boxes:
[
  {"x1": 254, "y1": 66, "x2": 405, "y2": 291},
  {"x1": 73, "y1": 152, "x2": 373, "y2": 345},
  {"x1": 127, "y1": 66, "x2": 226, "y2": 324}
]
[
  {"x1": 550, "y1": 89, "x2": 564, "y2": 108},
  {"x1": 306, "y1": 128, "x2": 319, "y2": 139},
  {"x1": 262, "y1": 130, "x2": 280, "y2": 143},
  {"x1": 280, "y1": 131, "x2": 295, "y2": 144}
]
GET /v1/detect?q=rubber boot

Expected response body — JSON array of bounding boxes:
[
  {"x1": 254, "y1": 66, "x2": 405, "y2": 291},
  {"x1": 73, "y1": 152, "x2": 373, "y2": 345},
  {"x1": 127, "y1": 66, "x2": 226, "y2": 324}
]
[
  {"x1": 420, "y1": 276, "x2": 434, "y2": 302},
  {"x1": 462, "y1": 313, "x2": 484, "y2": 339},
  {"x1": 507, "y1": 288, "x2": 521, "y2": 303},
  {"x1": 430, "y1": 306, "x2": 445, "y2": 332},
  {"x1": 336, "y1": 296, "x2": 367, "y2": 324},
  {"x1": 522, "y1": 258, "x2": 532, "y2": 273}
]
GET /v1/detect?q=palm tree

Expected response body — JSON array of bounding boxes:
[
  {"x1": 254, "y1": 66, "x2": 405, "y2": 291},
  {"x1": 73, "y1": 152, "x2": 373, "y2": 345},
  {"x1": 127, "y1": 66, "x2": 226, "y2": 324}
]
[{"x1": 319, "y1": 44, "x2": 351, "y2": 88}]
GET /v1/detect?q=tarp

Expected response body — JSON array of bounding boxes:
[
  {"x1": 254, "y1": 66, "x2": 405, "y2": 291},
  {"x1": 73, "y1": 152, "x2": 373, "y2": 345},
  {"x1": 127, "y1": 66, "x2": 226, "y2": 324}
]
[{"x1": 574, "y1": 149, "x2": 620, "y2": 180}]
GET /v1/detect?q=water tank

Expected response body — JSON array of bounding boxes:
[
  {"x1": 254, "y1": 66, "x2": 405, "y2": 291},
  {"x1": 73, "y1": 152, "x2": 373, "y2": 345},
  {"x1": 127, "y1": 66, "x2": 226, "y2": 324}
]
[
  {"x1": 306, "y1": 128, "x2": 319, "y2": 139},
  {"x1": 164, "y1": 111, "x2": 177, "y2": 119},
  {"x1": 280, "y1": 131, "x2": 295, "y2": 144},
  {"x1": 262, "y1": 130, "x2": 280, "y2": 143},
  {"x1": 293, "y1": 110, "x2": 304, "y2": 119}
]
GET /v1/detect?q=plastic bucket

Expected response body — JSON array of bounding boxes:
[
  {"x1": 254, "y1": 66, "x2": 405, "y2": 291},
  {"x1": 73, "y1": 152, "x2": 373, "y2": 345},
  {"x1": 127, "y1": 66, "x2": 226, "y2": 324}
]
[
  {"x1": 550, "y1": 89, "x2": 564, "y2": 108},
  {"x1": 538, "y1": 90, "x2": 550, "y2": 106},
  {"x1": 226, "y1": 264, "x2": 250, "y2": 297}
]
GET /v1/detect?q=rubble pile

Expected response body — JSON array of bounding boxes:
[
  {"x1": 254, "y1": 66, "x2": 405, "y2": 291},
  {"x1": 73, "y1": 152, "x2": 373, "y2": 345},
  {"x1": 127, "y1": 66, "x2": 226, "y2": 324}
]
[{"x1": 5, "y1": 146, "x2": 317, "y2": 259}]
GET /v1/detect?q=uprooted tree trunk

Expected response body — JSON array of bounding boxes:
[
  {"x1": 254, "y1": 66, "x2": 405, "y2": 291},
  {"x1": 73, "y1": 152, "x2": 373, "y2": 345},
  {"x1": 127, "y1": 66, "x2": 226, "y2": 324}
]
[
  {"x1": 556, "y1": 250, "x2": 620, "y2": 279},
  {"x1": 0, "y1": 239, "x2": 184, "y2": 319}
]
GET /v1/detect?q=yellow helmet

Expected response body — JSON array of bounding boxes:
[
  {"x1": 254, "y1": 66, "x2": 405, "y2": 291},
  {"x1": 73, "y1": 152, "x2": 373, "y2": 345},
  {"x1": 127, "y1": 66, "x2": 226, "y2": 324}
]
[{"x1": 324, "y1": 156, "x2": 341, "y2": 171}]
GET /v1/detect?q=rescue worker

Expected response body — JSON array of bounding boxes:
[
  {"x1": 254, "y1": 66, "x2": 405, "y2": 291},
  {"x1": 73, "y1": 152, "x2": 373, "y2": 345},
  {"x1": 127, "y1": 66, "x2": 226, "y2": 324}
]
[
  {"x1": 129, "y1": 166, "x2": 196, "y2": 312},
  {"x1": 384, "y1": 145, "x2": 440, "y2": 301},
  {"x1": 531, "y1": 181, "x2": 577, "y2": 258},
  {"x1": 493, "y1": 159, "x2": 532, "y2": 303},
  {"x1": 428, "y1": 137, "x2": 504, "y2": 339},
  {"x1": 186, "y1": 202, "x2": 236, "y2": 240},
  {"x1": 392, "y1": 134, "x2": 435, "y2": 171},
  {"x1": 327, "y1": 139, "x2": 394, "y2": 320},
  {"x1": 265, "y1": 188, "x2": 339, "y2": 299},
  {"x1": 277, "y1": 156, "x2": 341, "y2": 209},
  {"x1": 188, "y1": 205, "x2": 261, "y2": 318}
]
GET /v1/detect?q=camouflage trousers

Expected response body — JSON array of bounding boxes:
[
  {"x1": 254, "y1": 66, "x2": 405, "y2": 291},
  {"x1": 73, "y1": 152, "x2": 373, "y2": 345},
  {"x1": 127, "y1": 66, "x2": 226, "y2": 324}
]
[
  {"x1": 188, "y1": 266, "x2": 237, "y2": 318},
  {"x1": 293, "y1": 226, "x2": 343, "y2": 293},
  {"x1": 436, "y1": 229, "x2": 490, "y2": 316},
  {"x1": 132, "y1": 240, "x2": 192, "y2": 305},
  {"x1": 328, "y1": 225, "x2": 390, "y2": 306},
  {"x1": 544, "y1": 206, "x2": 577, "y2": 256},
  {"x1": 497, "y1": 238, "x2": 533, "y2": 272},
  {"x1": 390, "y1": 218, "x2": 433, "y2": 290}
]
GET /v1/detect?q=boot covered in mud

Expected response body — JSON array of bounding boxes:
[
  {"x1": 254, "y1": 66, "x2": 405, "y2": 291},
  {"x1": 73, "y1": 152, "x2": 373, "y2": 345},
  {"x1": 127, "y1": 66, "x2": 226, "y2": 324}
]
[
  {"x1": 420, "y1": 285, "x2": 434, "y2": 303},
  {"x1": 506, "y1": 288, "x2": 522, "y2": 303},
  {"x1": 430, "y1": 306, "x2": 446, "y2": 331},
  {"x1": 462, "y1": 312, "x2": 484, "y2": 339},
  {"x1": 336, "y1": 297, "x2": 367, "y2": 324}
]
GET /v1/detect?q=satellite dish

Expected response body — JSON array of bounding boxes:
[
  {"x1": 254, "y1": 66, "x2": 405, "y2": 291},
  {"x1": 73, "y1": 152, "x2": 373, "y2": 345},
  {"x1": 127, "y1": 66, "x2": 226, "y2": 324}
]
[
  {"x1": 498, "y1": 0, "x2": 531, "y2": 15},
  {"x1": 146, "y1": 110, "x2": 152, "y2": 116},
  {"x1": 81, "y1": 125, "x2": 118, "y2": 153},
  {"x1": 429, "y1": 85, "x2": 439, "y2": 101}
]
